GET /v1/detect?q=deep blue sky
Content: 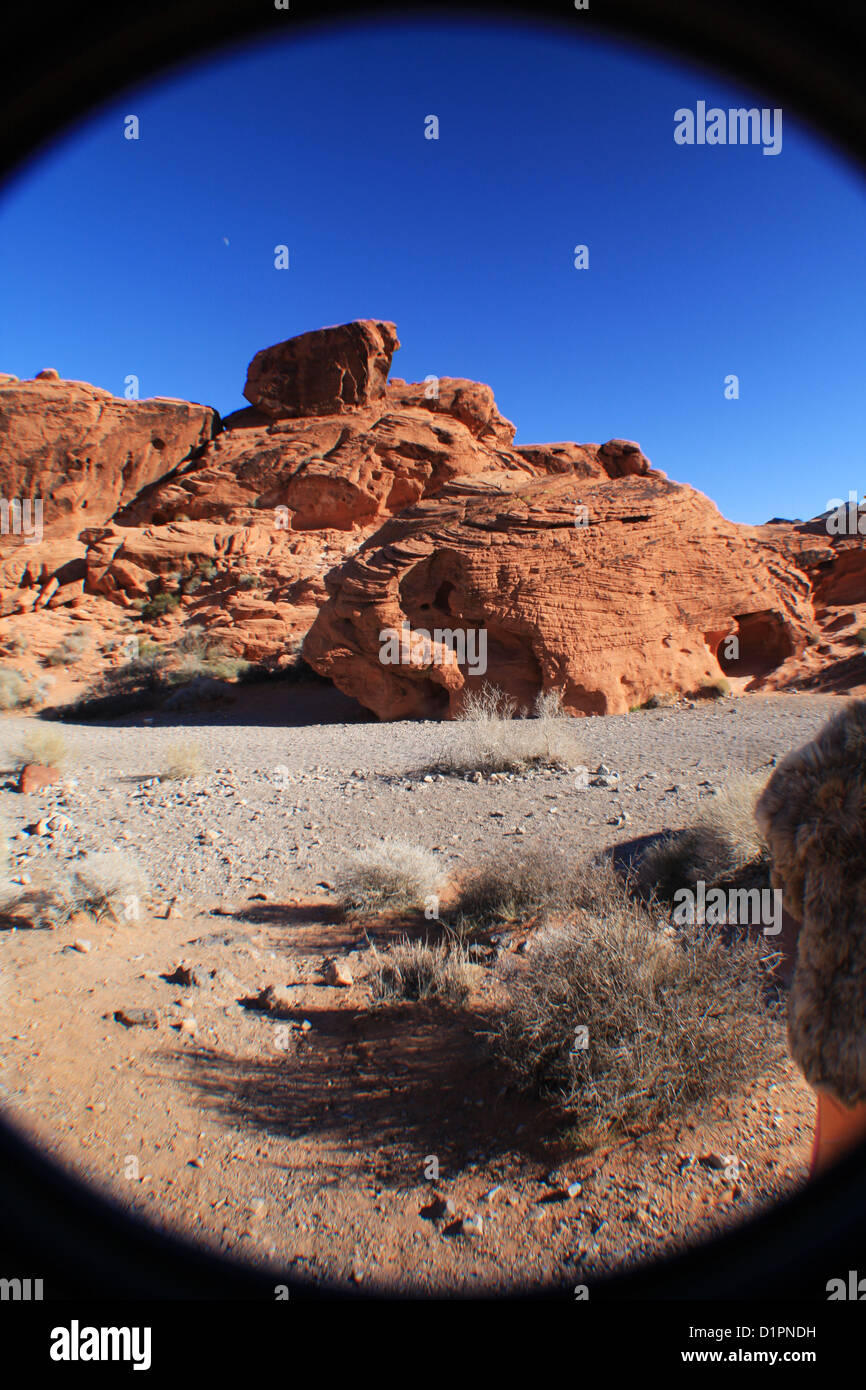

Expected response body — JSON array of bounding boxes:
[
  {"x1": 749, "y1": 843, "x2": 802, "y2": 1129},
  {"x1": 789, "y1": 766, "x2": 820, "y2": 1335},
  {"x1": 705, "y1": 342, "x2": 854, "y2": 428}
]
[{"x1": 1, "y1": 16, "x2": 864, "y2": 524}]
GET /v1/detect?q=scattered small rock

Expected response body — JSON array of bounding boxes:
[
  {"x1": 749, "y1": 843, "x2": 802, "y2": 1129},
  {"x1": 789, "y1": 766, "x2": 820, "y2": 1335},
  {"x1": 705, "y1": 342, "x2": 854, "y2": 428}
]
[
  {"x1": 18, "y1": 763, "x2": 62, "y2": 794},
  {"x1": 699, "y1": 1152, "x2": 729, "y2": 1170},
  {"x1": 113, "y1": 1007, "x2": 158, "y2": 1029},
  {"x1": 324, "y1": 958, "x2": 353, "y2": 988},
  {"x1": 163, "y1": 964, "x2": 199, "y2": 987},
  {"x1": 421, "y1": 1194, "x2": 457, "y2": 1223}
]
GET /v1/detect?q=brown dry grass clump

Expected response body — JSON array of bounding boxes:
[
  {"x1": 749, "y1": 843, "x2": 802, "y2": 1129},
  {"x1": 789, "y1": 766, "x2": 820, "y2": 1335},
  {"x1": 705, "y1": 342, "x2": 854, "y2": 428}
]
[
  {"x1": 492, "y1": 866, "x2": 783, "y2": 1144},
  {"x1": 637, "y1": 771, "x2": 770, "y2": 902},
  {"x1": 9, "y1": 726, "x2": 70, "y2": 770},
  {"x1": 337, "y1": 839, "x2": 442, "y2": 917},
  {"x1": 368, "y1": 938, "x2": 474, "y2": 1005},
  {"x1": 160, "y1": 739, "x2": 205, "y2": 781},
  {"x1": 451, "y1": 840, "x2": 612, "y2": 935},
  {"x1": 440, "y1": 684, "x2": 586, "y2": 777}
]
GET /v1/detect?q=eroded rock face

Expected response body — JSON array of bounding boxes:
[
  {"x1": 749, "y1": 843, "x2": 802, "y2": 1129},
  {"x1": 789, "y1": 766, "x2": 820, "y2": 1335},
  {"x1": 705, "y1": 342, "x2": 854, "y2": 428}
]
[
  {"x1": 2, "y1": 321, "x2": 863, "y2": 710},
  {"x1": 114, "y1": 383, "x2": 536, "y2": 533},
  {"x1": 0, "y1": 375, "x2": 217, "y2": 538},
  {"x1": 302, "y1": 472, "x2": 815, "y2": 719},
  {"x1": 243, "y1": 320, "x2": 400, "y2": 419},
  {"x1": 384, "y1": 378, "x2": 517, "y2": 446}
]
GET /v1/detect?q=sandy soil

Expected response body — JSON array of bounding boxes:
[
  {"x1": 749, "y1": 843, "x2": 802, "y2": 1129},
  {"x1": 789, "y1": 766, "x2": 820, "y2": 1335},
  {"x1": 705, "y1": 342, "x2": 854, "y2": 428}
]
[{"x1": 0, "y1": 690, "x2": 841, "y2": 1293}]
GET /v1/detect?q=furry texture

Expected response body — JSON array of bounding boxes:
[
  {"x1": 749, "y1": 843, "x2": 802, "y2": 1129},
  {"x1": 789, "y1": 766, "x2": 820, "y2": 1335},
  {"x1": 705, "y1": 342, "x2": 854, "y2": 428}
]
[{"x1": 755, "y1": 699, "x2": 866, "y2": 1104}]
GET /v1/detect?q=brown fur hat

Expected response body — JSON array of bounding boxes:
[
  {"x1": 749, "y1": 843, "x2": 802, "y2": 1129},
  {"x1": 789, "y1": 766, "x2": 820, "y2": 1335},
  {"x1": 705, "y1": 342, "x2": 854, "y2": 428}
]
[{"x1": 755, "y1": 699, "x2": 866, "y2": 1105}]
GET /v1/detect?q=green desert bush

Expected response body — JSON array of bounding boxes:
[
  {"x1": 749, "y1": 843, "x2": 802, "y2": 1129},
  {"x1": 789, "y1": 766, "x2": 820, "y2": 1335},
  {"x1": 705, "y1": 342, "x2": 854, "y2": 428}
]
[
  {"x1": 165, "y1": 628, "x2": 249, "y2": 682},
  {"x1": 140, "y1": 591, "x2": 180, "y2": 620},
  {"x1": 171, "y1": 650, "x2": 249, "y2": 683},
  {"x1": 368, "y1": 938, "x2": 474, "y2": 1005},
  {"x1": 855, "y1": 628, "x2": 866, "y2": 647},
  {"x1": 57, "y1": 627, "x2": 250, "y2": 719},
  {"x1": 492, "y1": 878, "x2": 783, "y2": 1143},
  {"x1": 440, "y1": 682, "x2": 585, "y2": 777},
  {"x1": 136, "y1": 638, "x2": 164, "y2": 664},
  {"x1": 162, "y1": 675, "x2": 232, "y2": 711},
  {"x1": 337, "y1": 839, "x2": 442, "y2": 917},
  {"x1": 237, "y1": 651, "x2": 330, "y2": 686}
]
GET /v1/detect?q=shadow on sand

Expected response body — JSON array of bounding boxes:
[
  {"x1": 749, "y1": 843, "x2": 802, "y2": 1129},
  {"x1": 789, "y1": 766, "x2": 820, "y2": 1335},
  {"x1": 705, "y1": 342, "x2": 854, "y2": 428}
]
[
  {"x1": 42, "y1": 680, "x2": 372, "y2": 730},
  {"x1": 162, "y1": 1000, "x2": 554, "y2": 1186}
]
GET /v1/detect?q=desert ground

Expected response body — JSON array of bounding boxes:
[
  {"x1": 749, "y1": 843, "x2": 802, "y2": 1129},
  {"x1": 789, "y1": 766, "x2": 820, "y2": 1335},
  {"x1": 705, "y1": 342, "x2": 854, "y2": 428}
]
[{"x1": 0, "y1": 687, "x2": 837, "y2": 1294}]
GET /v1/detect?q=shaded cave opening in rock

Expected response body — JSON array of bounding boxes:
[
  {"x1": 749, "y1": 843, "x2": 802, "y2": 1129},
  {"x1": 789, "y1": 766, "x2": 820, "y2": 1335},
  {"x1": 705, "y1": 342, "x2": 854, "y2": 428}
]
[{"x1": 716, "y1": 611, "x2": 795, "y2": 680}]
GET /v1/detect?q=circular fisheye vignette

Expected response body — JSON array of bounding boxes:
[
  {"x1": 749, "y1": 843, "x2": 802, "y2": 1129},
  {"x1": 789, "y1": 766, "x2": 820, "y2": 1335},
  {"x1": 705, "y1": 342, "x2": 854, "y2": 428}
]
[{"x1": 1, "y1": 2, "x2": 866, "y2": 1301}]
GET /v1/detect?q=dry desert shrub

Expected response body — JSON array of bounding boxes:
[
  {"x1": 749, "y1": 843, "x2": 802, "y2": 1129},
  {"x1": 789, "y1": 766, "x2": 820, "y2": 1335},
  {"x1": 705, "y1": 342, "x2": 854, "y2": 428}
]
[
  {"x1": 696, "y1": 676, "x2": 731, "y2": 699},
  {"x1": 160, "y1": 739, "x2": 205, "y2": 781},
  {"x1": 368, "y1": 938, "x2": 473, "y2": 1005},
  {"x1": 440, "y1": 682, "x2": 585, "y2": 776},
  {"x1": 492, "y1": 878, "x2": 783, "y2": 1143},
  {"x1": 637, "y1": 771, "x2": 770, "y2": 901},
  {"x1": 0, "y1": 632, "x2": 28, "y2": 657},
  {"x1": 0, "y1": 669, "x2": 30, "y2": 711},
  {"x1": 169, "y1": 627, "x2": 249, "y2": 683},
  {"x1": 71, "y1": 850, "x2": 148, "y2": 922},
  {"x1": 337, "y1": 838, "x2": 442, "y2": 917},
  {"x1": 44, "y1": 629, "x2": 90, "y2": 667},
  {"x1": 452, "y1": 840, "x2": 616, "y2": 933},
  {"x1": 631, "y1": 691, "x2": 677, "y2": 712},
  {"x1": 1, "y1": 850, "x2": 147, "y2": 929},
  {"x1": 0, "y1": 816, "x2": 22, "y2": 925},
  {"x1": 0, "y1": 882, "x2": 78, "y2": 930},
  {"x1": 1, "y1": 810, "x2": 67, "y2": 928},
  {"x1": 9, "y1": 725, "x2": 70, "y2": 770}
]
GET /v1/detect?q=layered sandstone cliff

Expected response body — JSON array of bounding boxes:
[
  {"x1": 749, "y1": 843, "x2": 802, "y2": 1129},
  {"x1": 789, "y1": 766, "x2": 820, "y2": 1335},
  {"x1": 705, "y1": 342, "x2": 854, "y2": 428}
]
[{"x1": 1, "y1": 321, "x2": 864, "y2": 714}]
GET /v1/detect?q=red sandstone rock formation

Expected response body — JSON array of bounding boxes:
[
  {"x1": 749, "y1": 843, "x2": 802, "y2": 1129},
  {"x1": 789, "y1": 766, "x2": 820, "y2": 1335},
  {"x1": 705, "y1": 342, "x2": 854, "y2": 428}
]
[
  {"x1": 1, "y1": 321, "x2": 865, "y2": 712},
  {"x1": 243, "y1": 320, "x2": 400, "y2": 418},
  {"x1": 302, "y1": 471, "x2": 817, "y2": 719},
  {"x1": 0, "y1": 373, "x2": 217, "y2": 537}
]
